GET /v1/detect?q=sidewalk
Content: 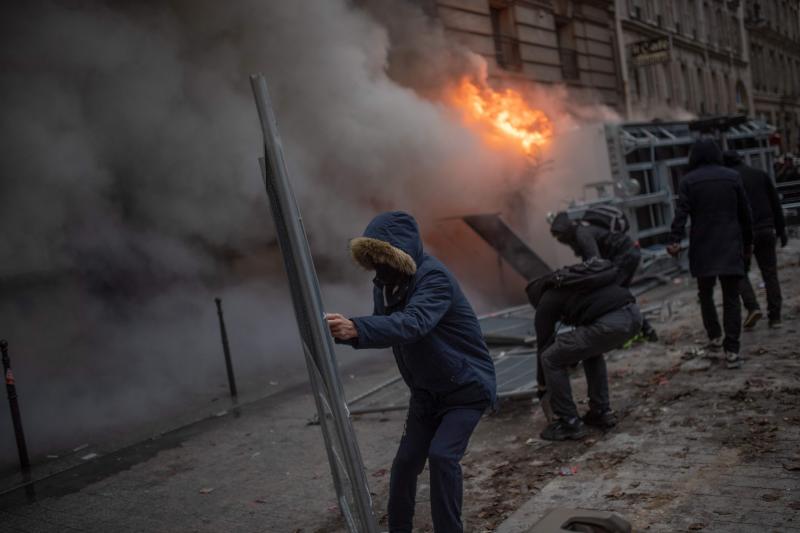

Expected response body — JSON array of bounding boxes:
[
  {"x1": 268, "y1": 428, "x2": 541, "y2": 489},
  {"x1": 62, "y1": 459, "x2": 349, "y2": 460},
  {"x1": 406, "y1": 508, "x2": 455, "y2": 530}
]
[
  {"x1": 0, "y1": 245, "x2": 798, "y2": 532},
  {"x1": 0, "y1": 355, "x2": 404, "y2": 533},
  {"x1": 480, "y1": 244, "x2": 800, "y2": 533}
]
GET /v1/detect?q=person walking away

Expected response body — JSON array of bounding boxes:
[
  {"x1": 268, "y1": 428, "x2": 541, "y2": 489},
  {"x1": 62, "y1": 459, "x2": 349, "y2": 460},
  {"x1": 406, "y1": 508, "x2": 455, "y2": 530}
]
[
  {"x1": 667, "y1": 139, "x2": 753, "y2": 369},
  {"x1": 527, "y1": 258, "x2": 642, "y2": 441},
  {"x1": 326, "y1": 211, "x2": 496, "y2": 533},
  {"x1": 723, "y1": 151, "x2": 788, "y2": 329},
  {"x1": 549, "y1": 208, "x2": 657, "y2": 342}
]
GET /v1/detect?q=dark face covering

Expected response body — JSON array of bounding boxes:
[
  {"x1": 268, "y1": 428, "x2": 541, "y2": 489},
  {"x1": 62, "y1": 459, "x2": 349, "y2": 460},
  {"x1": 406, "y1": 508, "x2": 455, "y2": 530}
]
[
  {"x1": 375, "y1": 263, "x2": 404, "y2": 286},
  {"x1": 374, "y1": 263, "x2": 410, "y2": 308}
]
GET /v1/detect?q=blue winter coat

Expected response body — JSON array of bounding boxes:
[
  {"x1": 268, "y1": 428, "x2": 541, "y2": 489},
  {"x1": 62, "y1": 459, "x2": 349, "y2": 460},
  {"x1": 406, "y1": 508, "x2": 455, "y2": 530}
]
[{"x1": 346, "y1": 212, "x2": 497, "y2": 405}]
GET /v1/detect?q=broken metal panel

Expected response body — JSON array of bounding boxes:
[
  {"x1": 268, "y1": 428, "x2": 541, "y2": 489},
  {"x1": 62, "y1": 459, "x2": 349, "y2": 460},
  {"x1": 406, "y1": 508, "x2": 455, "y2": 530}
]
[
  {"x1": 348, "y1": 307, "x2": 540, "y2": 416},
  {"x1": 565, "y1": 119, "x2": 777, "y2": 252},
  {"x1": 777, "y1": 178, "x2": 800, "y2": 211},
  {"x1": 492, "y1": 345, "x2": 538, "y2": 395},
  {"x1": 250, "y1": 74, "x2": 378, "y2": 533},
  {"x1": 462, "y1": 214, "x2": 551, "y2": 281},
  {"x1": 346, "y1": 287, "x2": 673, "y2": 415},
  {"x1": 348, "y1": 346, "x2": 539, "y2": 416},
  {"x1": 478, "y1": 305, "x2": 535, "y2": 346}
]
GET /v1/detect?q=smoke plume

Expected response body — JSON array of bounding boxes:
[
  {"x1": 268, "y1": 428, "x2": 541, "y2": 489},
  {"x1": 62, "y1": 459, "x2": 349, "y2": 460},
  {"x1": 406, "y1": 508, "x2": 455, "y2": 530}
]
[
  {"x1": 0, "y1": 0, "x2": 528, "y2": 467},
  {"x1": 0, "y1": 0, "x2": 627, "y2": 468}
]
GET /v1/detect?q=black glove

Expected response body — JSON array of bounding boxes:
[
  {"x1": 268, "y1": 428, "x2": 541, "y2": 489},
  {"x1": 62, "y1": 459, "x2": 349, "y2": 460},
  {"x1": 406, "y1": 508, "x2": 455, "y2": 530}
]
[{"x1": 780, "y1": 232, "x2": 788, "y2": 248}]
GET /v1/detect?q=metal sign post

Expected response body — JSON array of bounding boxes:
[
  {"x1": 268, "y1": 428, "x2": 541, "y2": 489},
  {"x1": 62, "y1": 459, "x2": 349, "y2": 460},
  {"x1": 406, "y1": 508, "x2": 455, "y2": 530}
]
[
  {"x1": 249, "y1": 74, "x2": 378, "y2": 533},
  {"x1": 1, "y1": 340, "x2": 31, "y2": 472},
  {"x1": 214, "y1": 298, "x2": 238, "y2": 400}
]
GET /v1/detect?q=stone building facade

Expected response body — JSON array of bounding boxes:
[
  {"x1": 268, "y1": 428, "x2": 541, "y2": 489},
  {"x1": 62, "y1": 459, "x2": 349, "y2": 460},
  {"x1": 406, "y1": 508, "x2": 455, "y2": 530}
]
[
  {"x1": 432, "y1": 0, "x2": 624, "y2": 107},
  {"x1": 425, "y1": 0, "x2": 800, "y2": 148},
  {"x1": 618, "y1": 0, "x2": 752, "y2": 118},
  {"x1": 746, "y1": 0, "x2": 800, "y2": 151}
]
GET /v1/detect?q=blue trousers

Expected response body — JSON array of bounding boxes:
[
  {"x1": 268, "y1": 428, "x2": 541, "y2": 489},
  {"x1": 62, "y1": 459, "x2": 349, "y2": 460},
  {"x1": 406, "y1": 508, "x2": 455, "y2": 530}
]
[{"x1": 388, "y1": 403, "x2": 484, "y2": 533}]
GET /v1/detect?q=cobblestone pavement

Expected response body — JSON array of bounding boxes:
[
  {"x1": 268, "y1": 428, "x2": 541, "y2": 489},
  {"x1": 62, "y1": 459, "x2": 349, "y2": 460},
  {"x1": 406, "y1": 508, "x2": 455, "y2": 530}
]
[{"x1": 0, "y1": 244, "x2": 798, "y2": 533}]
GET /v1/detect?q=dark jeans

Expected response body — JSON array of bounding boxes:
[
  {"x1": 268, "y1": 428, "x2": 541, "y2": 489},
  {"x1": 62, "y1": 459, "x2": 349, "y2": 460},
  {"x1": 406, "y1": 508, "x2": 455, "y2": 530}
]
[
  {"x1": 739, "y1": 228, "x2": 782, "y2": 321},
  {"x1": 539, "y1": 303, "x2": 642, "y2": 420},
  {"x1": 388, "y1": 399, "x2": 485, "y2": 533},
  {"x1": 698, "y1": 275, "x2": 742, "y2": 353},
  {"x1": 615, "y1": 250, "x2": 655, "y2": 336}
]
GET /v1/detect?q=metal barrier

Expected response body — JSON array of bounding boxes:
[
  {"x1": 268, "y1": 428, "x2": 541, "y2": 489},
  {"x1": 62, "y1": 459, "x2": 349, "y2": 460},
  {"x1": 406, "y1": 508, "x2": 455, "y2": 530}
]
[
  {"x1": 564, "y1": 118, "x2": 777, "y2": 249},
  {"x1": 250, "y1": 74, "x2": 378, "y2": 533}
]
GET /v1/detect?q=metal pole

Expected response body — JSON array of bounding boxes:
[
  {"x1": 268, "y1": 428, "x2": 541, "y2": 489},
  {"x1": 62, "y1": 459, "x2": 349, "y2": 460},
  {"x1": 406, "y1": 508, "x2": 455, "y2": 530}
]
[
  {"x1": 214, "y1": 298, "x2": 238, "y2": 400},
  {"x1": 250, "y1": 74, "x2": 378, "y2": 533},
  {"x1": 1, "y1": 340, "x2": 31, "y2": 472}
]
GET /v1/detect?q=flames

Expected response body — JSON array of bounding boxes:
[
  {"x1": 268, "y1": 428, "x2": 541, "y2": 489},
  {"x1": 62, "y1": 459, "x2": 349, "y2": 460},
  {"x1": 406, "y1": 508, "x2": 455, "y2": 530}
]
[{"x1": 449, "y1": 78, "x2": 552, "y2": 156}]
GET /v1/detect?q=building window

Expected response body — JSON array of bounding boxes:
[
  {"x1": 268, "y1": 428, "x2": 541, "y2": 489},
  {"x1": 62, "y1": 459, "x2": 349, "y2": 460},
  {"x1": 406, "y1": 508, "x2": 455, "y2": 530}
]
[
  {"x1": 672, "y1": 0, "x2": 681, "y2": 31},
  {"x1": 731, "y1": 15, "x2": 740, "y2": 53},
  {"x1": 719, "y1": 74, "x2": 732, "y2": 113},
  {"x1": 630, "y1": 0, "x2": 643, "y2": 20},
  {"x1": 772, "y1": 52, "x2": 778, "y2": 94},
  {"x1": 684, "y1": 0, "x2": 697, "y2": 38},
  {"x1": 490, "y1": 2, "x2": 522, "y2": 71},
  {"x1": 696, "y1": 67, "x2": 706, "y2": 115},
  {"x1": 710, "y1": 71, "x2": 719, "y2": 113},
  {"x1": 795, "y1": 59, "x2": 800, "y2": 96},
  {"x1": 735, "y1": 80, "x2": 748, "y2": 113},
  {"x1": 681, "y1": 63, "x2": 692, "y2": 109},
  {"x1": 556, "y1": 17, "x2": 579, "y2": 80}
]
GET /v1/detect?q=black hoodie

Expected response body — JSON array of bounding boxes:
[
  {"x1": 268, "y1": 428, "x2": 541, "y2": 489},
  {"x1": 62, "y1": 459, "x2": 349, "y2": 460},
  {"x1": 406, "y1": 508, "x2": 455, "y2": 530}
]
[
  {"x1": 723, "y1": 151, "x2": 786, "y2": 235},
  {"x1": 669, "y1": 139, "x2": 753, "y2": 277}
]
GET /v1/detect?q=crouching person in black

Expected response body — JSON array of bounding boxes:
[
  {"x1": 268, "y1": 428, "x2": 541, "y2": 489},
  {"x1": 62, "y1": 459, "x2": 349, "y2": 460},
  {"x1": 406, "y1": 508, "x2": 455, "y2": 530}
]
[
  {"x1": 549, "y1": 210, "x2": 658, "y2": 342},
  {"x1": 528, "y1": 259, "x2": 642, "y2": 441}
]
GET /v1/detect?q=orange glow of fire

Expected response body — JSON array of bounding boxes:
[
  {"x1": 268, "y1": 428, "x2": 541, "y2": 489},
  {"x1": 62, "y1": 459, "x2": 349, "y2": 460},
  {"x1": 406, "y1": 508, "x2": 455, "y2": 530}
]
[{"x1": 449, "y1": 78, "x2": 552, "y2": 155}]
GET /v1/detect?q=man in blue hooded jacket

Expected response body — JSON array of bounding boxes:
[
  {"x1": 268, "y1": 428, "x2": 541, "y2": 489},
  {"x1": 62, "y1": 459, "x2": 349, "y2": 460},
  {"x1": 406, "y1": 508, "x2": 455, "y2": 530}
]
[{"x1": 326, "y1": 211, "x2": 496, "y2": 533}]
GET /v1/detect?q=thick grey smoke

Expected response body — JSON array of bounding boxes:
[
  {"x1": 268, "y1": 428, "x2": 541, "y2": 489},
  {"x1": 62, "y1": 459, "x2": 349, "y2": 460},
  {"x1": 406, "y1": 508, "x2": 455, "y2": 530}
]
[{"x1": 0, "y1": 0, "x2": 530, "y2": 467}]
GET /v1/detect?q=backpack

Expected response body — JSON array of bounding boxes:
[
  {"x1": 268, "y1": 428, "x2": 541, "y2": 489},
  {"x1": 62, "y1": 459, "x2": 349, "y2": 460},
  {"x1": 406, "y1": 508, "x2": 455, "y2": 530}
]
[
  {"x1": 525, "y1": 258, "x2": 618, "y2": 308},
  {"x1": 582, "y1": 204, "x2": 630, "y2": 233}
]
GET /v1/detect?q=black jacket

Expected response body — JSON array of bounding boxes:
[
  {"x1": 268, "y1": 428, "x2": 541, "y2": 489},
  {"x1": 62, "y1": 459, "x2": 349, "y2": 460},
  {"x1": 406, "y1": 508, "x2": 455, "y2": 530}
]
[
  {"x1": 533, "y1": 281, "x2": 634, "y2": 391},
  {"x1": 534, "y1": 284, "x2": 635, "y2": 354},
  {"x1": 730, "y1": 162, "x2": 785, "y2": 236},
  {"x1": 572, "y1": 224, "x2": 635, "y2": 262},
  {"x1": 670, "y1": 140, "x2": 753, "y2": 278},
  {"x1": 551, "y1": 213, "x2": 636, "y2": 263}
]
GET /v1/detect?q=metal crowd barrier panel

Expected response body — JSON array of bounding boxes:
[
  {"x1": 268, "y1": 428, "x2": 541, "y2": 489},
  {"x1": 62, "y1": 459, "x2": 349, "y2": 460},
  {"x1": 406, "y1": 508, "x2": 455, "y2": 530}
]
[{"x1": 250, "y1": 74, "x2": 378, "y2": 533}]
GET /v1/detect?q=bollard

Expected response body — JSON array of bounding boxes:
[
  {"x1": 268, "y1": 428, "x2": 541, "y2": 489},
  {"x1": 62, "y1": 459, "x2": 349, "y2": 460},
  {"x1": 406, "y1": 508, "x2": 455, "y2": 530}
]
[
  {"x1": 2, "y1": 340, "x2": 31, "y2": 472},
  {"x1": 214, "y1": 298, "x2": 238, "y2": 400}
]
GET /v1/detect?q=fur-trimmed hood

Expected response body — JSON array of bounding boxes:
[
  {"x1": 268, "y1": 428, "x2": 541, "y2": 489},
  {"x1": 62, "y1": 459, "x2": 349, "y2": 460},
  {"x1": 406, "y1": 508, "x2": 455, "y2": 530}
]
[{"x1": 349, "y1": 211, "x2": 422, "y2": 275}]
